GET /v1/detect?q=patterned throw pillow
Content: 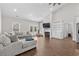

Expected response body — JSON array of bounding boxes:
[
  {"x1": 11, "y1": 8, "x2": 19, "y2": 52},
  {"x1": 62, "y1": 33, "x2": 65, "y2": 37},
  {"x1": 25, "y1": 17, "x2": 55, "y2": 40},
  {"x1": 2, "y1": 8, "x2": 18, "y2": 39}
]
[
  {"x1": 0, "y1": 34, "x2": 11, "y2": 46},
  {"x1": 4, "y1": 32, "x2": 19, "y2": 42}
]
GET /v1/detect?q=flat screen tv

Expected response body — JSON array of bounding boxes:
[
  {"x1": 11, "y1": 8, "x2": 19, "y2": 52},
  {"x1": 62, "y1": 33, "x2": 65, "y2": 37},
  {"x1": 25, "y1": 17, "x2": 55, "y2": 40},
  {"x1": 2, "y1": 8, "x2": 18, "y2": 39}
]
[{"x1": 43, "y1": 23, "x2": 50, "y2": 28}]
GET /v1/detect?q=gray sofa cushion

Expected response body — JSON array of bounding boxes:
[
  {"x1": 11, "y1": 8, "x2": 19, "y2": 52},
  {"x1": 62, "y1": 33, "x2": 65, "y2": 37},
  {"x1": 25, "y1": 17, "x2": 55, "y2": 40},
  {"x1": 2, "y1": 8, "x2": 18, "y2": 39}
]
[{"x1": 24, "y1": 36, "x2": 34, "y2": 41}]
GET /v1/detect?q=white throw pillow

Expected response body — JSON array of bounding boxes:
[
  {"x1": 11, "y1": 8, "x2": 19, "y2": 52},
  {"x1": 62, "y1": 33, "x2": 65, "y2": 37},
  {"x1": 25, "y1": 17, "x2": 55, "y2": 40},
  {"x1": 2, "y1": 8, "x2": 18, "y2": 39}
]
[
  {"x1": 4, "y1": 32, "x2": 19, "y2": 42},
  {"x1": 9, "y1": 35, "x2": 19, "y2": 42},
  {"x1": 20, "y1": 38, "x2": 26, "y2": 44},
  {"x1": 0, "y1": 34, "x2": 11, "y2": 46},
  {"x1": 0, "y1": 44, "x2": 3, "y2": 50}
]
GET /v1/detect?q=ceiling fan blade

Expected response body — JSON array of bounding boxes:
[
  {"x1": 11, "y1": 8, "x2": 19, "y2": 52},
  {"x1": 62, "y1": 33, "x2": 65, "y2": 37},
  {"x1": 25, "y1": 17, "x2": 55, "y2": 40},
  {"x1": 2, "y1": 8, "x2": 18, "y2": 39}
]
[{"x1": 53, "y1": 3, "x2": 56, "y2": 6}]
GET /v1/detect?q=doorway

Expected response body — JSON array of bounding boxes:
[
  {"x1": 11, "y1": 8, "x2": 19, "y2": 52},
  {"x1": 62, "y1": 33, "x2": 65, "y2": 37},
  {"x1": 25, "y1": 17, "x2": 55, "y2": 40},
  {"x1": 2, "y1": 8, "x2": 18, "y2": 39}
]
[{"x1": 76, "y1": 23, "x2": 79, "y2": 42}]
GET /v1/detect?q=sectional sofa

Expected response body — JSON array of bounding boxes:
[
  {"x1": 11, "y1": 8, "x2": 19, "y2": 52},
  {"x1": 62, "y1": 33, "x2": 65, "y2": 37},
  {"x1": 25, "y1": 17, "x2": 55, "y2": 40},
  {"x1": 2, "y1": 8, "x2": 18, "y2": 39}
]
[{"x1": 0, "y1": 34, "x2": 36, "y2": 56}]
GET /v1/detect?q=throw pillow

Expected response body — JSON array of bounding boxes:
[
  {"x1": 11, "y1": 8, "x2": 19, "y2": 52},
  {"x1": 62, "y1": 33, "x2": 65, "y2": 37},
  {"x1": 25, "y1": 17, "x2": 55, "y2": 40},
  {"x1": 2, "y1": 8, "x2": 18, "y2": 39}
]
[
  {"x1": 0, "y1": 44, "x2": 3, "y2": 50},
  {"x1": 4, "y1": 32, "x2": 11, "y2": 39},
  {"x1": 0, "y1": 34, "x2": 11, "y2": 46},
  {"x1": 4, "y1": 32, "x2": 19, "y2": 42},
  {"x1": 9, "y1": 35, "x2": 19, "y2": 42}
]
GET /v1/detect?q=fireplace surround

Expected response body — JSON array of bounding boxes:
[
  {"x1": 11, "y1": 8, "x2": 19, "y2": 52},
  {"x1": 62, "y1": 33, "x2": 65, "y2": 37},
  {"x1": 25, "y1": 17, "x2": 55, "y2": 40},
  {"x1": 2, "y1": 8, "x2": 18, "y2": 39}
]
[{"x1": 44, "y1": 32, "x2": 50, "y2": 38}]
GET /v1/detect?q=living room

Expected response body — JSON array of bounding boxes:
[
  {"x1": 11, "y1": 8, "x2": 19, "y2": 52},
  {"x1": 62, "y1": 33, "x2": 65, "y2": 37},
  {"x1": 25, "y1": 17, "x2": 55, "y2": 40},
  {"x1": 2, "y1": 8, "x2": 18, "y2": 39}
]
[{"x1": 1, "y1": 3, "x2": 79, "y2": 56}]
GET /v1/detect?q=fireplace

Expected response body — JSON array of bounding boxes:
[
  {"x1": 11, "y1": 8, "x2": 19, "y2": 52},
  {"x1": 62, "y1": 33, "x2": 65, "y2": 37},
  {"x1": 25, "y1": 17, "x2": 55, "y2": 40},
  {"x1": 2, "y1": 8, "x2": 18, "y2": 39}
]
[{"x1": 44, "y1": 32, "x2": 50, "y2": 38}]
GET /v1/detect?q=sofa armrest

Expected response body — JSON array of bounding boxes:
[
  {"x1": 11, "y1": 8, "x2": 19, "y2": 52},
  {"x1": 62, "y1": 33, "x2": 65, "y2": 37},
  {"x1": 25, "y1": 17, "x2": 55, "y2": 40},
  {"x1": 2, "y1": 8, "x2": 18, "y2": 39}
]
[{"x1": 0, "y1": 41, "x2": 22, "y2": 56}]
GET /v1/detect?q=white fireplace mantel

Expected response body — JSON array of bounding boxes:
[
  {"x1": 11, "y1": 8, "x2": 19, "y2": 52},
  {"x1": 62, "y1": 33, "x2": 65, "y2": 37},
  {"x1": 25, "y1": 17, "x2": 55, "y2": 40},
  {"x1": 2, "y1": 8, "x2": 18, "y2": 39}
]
[{"x1": 43, "y1": 28, "x2": 52, "y2": 39}]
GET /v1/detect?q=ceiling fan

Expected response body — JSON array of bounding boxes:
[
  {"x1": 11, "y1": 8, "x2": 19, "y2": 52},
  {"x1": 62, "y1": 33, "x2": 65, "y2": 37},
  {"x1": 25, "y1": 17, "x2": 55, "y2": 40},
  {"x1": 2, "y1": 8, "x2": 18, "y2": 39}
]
[{"x1": 49, "y1": 3, "x2": 61, "y2": 6}]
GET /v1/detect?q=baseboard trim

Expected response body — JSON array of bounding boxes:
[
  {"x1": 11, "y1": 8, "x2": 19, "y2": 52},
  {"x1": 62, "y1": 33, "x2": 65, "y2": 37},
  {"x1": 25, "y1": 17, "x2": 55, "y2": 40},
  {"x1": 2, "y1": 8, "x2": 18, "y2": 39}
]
[
  {"x1": 51, "y1": 37, "x2": 63, "y2": 40},
  {"x1": 51, "y1": 37, "x2": 72, "y2": 40}
]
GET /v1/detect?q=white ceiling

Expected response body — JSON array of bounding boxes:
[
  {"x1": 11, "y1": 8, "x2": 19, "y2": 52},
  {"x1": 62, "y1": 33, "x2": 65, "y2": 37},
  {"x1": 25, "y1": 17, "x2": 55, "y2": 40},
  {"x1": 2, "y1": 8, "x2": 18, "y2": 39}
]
[{"x1": 0, "y1": 3, "x2": 50, "y2": 22}]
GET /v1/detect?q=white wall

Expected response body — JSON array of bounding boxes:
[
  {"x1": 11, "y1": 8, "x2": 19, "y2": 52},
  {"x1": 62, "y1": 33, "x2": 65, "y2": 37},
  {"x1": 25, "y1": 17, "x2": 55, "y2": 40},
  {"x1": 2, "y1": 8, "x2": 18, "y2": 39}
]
[
  {"x1": 0, "y1": 9, "x2": 1, "y2": 34},
  {"x1": 2, "y1": 16, "x2": 39, "y2": 35},
  {"x1": 52, "y1": 3, "x2": 79, "y2": 40}
]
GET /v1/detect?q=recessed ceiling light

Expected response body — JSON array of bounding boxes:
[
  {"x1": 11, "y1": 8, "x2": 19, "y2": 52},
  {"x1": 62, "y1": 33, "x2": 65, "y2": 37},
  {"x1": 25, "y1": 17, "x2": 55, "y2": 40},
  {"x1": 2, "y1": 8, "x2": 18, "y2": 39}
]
[{"x1": 14, "y1": 9, "x2": 17, "y2": 12}]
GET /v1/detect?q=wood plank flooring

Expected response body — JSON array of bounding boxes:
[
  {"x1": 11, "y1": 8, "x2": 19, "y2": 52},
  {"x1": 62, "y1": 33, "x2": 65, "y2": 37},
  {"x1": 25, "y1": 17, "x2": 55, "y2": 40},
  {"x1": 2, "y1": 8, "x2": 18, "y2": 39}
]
[{"x1": 18, "y1": 37, "x2": 79, "y2": 56}]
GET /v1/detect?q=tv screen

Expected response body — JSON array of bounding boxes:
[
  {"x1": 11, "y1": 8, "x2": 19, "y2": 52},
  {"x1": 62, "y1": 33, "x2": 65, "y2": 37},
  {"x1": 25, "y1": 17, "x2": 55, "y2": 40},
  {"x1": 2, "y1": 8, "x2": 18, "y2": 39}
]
[{"x1": 43, "y1": 23, "x2": 50, "y2": 28}]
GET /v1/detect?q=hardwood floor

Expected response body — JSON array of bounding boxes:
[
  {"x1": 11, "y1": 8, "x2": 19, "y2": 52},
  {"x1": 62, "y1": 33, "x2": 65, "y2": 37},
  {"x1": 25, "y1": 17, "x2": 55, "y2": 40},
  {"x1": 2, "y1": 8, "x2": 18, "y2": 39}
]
[{"x1": 18, "y1": 37, "x2": 79, "y2": 56}]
